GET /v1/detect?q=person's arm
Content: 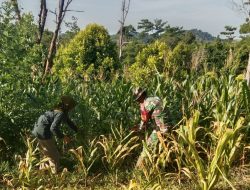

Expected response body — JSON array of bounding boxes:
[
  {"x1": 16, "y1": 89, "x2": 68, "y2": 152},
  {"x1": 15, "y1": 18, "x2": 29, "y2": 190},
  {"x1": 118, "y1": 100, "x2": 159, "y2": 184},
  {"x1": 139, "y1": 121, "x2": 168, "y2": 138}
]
[
  {"x1": 50, "y1": 112, "x2": 64, "y2": 139},
  {"x1": 151, "y1": 106, "x2": 168, "y2": 133},
  {"x1": 64, "y1": 114, "x2": 78, "y2": 133}
]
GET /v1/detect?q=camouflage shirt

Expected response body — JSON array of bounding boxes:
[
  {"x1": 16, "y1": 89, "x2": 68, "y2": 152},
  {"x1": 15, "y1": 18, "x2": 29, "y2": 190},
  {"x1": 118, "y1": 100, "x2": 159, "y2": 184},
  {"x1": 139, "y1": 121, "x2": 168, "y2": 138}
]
[{"x1": 139, "y1": 97, "x2": 168, "y2": 133}]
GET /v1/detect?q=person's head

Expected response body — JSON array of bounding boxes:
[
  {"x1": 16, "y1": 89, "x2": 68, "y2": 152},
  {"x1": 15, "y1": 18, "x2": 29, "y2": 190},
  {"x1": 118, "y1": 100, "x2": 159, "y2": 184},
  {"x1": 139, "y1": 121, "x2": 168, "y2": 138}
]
[
  {"x1": 133, "y1": 87, "x2": 147, "y2": 103},
  {"x1": 55, "y1": 96, "x2": 77, "y2": 112}
]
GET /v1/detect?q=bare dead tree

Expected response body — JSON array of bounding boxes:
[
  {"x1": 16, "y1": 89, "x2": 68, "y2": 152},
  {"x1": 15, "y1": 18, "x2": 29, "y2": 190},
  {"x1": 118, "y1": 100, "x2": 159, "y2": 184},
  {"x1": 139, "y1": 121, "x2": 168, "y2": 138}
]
[
  {"x1": 233, "y1": 0, "x2": 250, "y2": 18},
  {"x1": 37, "y1": 0, "x2": 48, "y2": 44},
  {"x1": 118, "y1": 0, "x2": 131, "y2": 61},
  {"x1": 43, "y1": 0, "x2": 73, "y2": 79},
  {"x1": 10, "y1": 0, "x2": 21, "y2": 21}
]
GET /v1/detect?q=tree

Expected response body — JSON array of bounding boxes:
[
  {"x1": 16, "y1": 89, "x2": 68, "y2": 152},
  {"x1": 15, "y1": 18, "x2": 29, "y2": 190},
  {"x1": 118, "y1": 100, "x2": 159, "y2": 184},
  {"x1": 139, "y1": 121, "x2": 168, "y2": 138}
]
[
  {"x1": 37, "y1": 0, "x2": 48, "y2": 44},
  {"x1": 0, "y1": 3, "x2": 45, "y2": 155},
  {"x1": 167, "y1": 42, "x2": 194, "y2": 78},
  {"x1": 43, "y1": 0, "x2": 75, "y2": 79},
  {"x1": 118, "y1": 0, "x2": 131, "y2": 60},
  {"x1": 220, "y1": 25, "x2": 237, "y2": 40},
  {"x1": 10, "y1": 0, "x2": 21, "y2": 21},
  {"x1": 137, "y1": 19, "x2": 167, "y2": 41},
  {"x1": 204, "y1": 39, "x2": 229, "y2": 71},
  {"x1": 59, "y1": 16, "x2": 80, "y2": 46},
  {"x1": 122, "y1": 40, "x2": 145, "y2": 65},
  {"x1": 117, "y1": 24, "x2": 137, "y2": 41},
  {"x1": 153, "y1": 19, "x2": 167, "y2": 37},
  {"x1": 0, "y1": 3, "x2": 42, "y2": 81},
  {"x1": 54, "y1": 24, "x2": 118, "y2": 81},
  {"x1": 233, "y1": 0, "x2": 250, "y2": 86},
  {"x1": 239, "y1": 0, "x2": 250, "y2": 35},
  {"x1": 159, "y1": 26, "x2": 185, "y2": 49},
  {"x1": 137, "y1": 19, "x2": 154, "y2": 35},
  {"x1": 182, "y1": 31, "x2": 196, "y2": 44},
  {"x1": 127, "y1": 41, "x2": 169, "y2": 85}
]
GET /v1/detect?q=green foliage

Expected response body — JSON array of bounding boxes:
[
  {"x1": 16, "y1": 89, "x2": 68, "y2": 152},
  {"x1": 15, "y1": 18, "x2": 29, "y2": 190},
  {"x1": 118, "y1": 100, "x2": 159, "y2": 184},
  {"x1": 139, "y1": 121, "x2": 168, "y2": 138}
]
[
  {"x1": 97, "y1": 127, "x2": 139, "y2": 172},
  {"x1": 127, "y1": 41, "x2": 169, "y2": 86},
  {"x1": 159, "y1": 26, "x2": 185, "y2": 49},
  {"x1": 54, "y1": 23, "x2": 118, "y2": 81},
  {"x1": 122, "y1": 40, "x2": 146, "y2": 65},
  {"x1": 240, "y1": 22, "x2": 250, "y2": 34},
  {"x1": 167, "y1": 42, "x2": 194, "y2": 78},
  {"x1": 60, "y1": 16, "x2": 81, "y2": 46},
  {"x1": 178, "y1": 111, "x2": 245, "y2": 190},
  {"x1": 233, "y1": 38, "x2": 250, "y2": 73},
  {"x1": 1, "y1": 3, "x2": 250, "y2": 189},
  {"x1": 203, "y1": 39, "x2": 229, "y2": 71},
  {"x1": 0, "y1": 3, "x2": 46, "y2": 159}
]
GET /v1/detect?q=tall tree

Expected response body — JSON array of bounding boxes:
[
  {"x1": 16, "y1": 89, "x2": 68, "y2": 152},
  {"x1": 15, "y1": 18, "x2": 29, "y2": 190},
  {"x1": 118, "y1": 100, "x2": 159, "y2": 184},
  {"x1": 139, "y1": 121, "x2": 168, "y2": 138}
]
[
  {"x1": 220, "y1": 25, "x2": 237, "y2": 40},
  {"x1": 137, "y1": 19, "x2": 154, "y2": 34},
  {"x1": 43, "y1": 0, "x2": 74, "y2": 79},
  {"x1": 54, "y1": 24, "x2": 118, "y2": 81},
  {"x1": 10, "y1": 0, "x2": 21, "y2": 21},
  {"x1": 233, "y1": 0, "x2": 250, "y2": 21},
  {"x1": 37, "y1": 0, "x2": 48, "y2": 44},
  {"x1": 118, "y1": 0, "x2": 131, "y2": 60},
  {"x1": 137, "y1": 19, "x2": 167, "y2": 42}
]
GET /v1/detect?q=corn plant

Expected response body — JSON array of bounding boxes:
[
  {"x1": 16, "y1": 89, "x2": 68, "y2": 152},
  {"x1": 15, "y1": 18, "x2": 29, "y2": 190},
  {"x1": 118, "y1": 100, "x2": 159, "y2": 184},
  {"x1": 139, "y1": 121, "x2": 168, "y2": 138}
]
[
  {"x1": 16, "y1": 137, "x2": 39, "y2": 186},
  {"x1": 69, "y1": 138, "x2": 98, "y2": 186},
  {"x1": 178, "y1": 110, "x2": 245, "y2": 190},
  {"x1": 97, "y1": 125, "x2": 140, "y2": 172}
]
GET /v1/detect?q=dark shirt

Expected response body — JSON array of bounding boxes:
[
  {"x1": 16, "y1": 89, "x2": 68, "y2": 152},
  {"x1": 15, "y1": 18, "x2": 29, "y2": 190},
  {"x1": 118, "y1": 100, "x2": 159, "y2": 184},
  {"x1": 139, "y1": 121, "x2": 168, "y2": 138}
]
[{"x1": 32, "y1": 110, "x2": 77, "y2": 140}]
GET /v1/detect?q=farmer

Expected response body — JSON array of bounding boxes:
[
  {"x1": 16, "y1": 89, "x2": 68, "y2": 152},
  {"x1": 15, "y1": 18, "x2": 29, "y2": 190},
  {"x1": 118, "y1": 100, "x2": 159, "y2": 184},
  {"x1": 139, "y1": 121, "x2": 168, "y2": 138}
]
[
  {"x1": 132, "y1": 87, "x2": 168, "y2": 168},
  {"x1": 32, "y1": 96, "x2": 78, "y2": 174}
]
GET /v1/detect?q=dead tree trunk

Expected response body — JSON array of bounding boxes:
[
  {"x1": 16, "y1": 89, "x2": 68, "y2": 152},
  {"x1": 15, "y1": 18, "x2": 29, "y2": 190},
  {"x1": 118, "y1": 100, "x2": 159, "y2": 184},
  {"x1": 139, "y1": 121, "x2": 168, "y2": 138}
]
[
  {"x1": 10, "y1": 0, "x2": 21, "y2": 21},
  {"x1": 118, "y1": 0, "x2": 130, "y2": 61},
  {"x1": 37, "y1": 0, "x2": 48, "y2": 44},
  {"x1": 246, "y1": 52, "x2": 250, "y2": 87},
  {"x1": 43, "y1": 0, "x2": 73, "y2": 79}
]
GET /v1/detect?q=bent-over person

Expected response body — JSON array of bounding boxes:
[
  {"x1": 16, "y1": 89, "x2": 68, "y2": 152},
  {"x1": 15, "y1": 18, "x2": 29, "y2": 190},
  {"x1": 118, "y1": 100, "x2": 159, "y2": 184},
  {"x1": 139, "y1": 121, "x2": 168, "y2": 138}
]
[{"x1": 32, "y1": 96, "x2": 78, "y2": 174}]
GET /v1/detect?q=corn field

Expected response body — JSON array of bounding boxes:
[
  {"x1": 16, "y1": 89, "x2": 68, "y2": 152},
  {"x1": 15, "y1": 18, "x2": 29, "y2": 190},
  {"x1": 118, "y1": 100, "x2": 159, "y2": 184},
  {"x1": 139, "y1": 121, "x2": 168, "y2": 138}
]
[
  {"x1": 1, "y1": 69, "x2": 250, "y2": 190},
  {"x1": 1, "y1": 0, "x2": 250, "y2": 188}
]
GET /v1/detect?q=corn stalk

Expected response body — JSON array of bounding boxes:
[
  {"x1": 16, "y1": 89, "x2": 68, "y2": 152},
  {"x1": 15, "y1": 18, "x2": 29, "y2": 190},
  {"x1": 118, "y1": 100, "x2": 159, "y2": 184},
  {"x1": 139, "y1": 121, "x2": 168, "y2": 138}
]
[
  {"x1": 178, "y1": 111, "x2": 245, "y2": 190},
  {"x1": 69, "y1": 138, "x2": 98, "y2": 186}
]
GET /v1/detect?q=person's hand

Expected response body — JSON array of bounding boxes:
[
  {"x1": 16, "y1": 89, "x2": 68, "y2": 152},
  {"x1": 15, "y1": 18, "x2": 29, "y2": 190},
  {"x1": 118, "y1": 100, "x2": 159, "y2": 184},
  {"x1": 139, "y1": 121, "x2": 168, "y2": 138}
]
[
  {"x1": 63, "y1": 136, "x2": 71, "y2": 144},
  {"x1": 130, "y1": 125, "x2": 140, "y2": 132}
]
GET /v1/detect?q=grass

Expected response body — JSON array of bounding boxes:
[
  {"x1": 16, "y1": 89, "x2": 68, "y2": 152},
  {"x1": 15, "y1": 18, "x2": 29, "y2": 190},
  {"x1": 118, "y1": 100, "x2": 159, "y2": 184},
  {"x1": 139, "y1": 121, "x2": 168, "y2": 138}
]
[{"x1": 2, "y1": 165, "x2": 250, "y2": 189}]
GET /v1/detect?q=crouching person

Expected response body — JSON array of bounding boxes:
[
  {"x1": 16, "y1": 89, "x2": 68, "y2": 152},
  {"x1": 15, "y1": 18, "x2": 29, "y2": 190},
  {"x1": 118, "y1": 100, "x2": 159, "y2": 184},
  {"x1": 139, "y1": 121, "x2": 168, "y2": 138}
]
[{"x1": 32, "y1": 96, "x2": 78, "y2": 174}]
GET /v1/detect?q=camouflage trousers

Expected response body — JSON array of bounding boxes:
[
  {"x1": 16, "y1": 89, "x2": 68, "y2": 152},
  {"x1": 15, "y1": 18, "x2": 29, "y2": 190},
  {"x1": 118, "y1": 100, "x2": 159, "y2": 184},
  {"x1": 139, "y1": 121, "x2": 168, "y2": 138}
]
[{"x1": 136, "y1": 130, "x2": 159, "y2": 168}]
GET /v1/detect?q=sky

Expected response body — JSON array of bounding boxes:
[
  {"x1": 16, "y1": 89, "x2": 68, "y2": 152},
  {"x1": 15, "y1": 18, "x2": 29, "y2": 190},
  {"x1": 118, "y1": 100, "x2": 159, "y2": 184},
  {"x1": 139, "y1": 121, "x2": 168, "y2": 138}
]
[{"x1": 0, "y1": 0, "x2": 246, "y2": 36}]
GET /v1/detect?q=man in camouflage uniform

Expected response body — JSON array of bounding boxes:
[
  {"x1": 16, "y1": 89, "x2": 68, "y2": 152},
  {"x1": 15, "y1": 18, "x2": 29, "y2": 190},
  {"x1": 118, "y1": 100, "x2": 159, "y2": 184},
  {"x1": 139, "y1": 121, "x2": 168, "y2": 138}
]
[{"x1": 133, "y1": 87, "x2": 168, "y2": 168}]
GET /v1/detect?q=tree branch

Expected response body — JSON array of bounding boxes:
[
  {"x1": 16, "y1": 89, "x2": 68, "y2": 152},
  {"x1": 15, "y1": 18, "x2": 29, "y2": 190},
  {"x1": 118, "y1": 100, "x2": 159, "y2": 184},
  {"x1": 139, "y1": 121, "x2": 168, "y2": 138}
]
[
  {"x1": 37, "y1": 0, "x2": 48, "y2": 44},
  {"x1": 10, "y1": 0, "x2": 21, "y2": 21},
  {"x1": 118, "y1": 0, "x2": 131, "y2": 60},
  {"x1": 43, "y1": 0, "x2": 75, "y2": 80}
]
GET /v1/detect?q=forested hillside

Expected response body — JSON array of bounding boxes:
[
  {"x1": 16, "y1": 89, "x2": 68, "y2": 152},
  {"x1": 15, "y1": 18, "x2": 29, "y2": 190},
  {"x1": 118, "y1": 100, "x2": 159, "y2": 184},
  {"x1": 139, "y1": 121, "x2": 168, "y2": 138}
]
[{"x1": 1, "y1": 0, "x2": 250, "y2": 189}]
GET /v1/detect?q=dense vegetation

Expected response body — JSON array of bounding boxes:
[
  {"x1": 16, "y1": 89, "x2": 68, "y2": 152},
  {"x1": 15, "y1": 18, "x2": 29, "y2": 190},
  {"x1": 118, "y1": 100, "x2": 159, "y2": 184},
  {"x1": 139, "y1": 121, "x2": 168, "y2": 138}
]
[{"x1": 1, "y1": 1, "x2": 250, "y2": 189}]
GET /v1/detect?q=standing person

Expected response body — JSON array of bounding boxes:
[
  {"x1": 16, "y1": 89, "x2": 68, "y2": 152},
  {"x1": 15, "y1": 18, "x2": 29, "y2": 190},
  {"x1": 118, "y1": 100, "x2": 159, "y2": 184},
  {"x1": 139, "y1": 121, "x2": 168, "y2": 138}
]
[
  {"x1": 132, "y1": 87, "x2": 168, "y2": 168},
  {"x1": 32, "y1": 96, "x2": 78, "y2": 174}
]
